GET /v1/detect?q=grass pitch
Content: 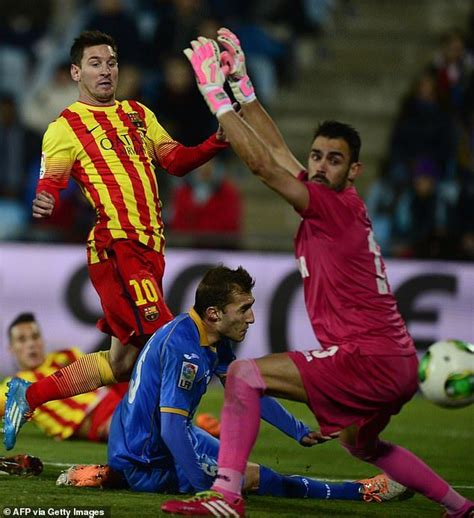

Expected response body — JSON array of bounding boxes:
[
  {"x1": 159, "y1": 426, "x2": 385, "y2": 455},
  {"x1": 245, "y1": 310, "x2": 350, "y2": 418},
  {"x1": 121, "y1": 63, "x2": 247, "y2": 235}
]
[{"x1": 1, "y1": 389, "x2": 473, "y2": 517}]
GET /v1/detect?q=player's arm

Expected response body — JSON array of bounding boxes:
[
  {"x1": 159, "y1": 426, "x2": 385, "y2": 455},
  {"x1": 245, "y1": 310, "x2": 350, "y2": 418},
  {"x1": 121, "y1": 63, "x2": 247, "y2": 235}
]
[
  {"x1": 219, "y1": 110, "x2": 309, "y2": 212},
  {"x1": 260, "y1": 396, "x2": 318, "y2": 446},
  {"x1": 141, "y1": 103, "x2": 229, "y2": 177},
  {"x1": 161, "y1": 134, "x2": 229, "y2": 177},
  {"x1": 240, "y1": 100, "x2": 304, "y2": 176},
  {"x1": 159, "y1": 339, "x2": 214, "y2": 491},
  {"x1": 33, "y1": 119, "x2": 75, "y2": 218},
  {"x1": 217, "y1": 27, "x2": 304, "y2": 176},
  {"x1": 161, "y1": 412, "x2": 214, "y2": 491},
  {"x1": 183, "y1": 37, "x2": 310, "y2": 213},
  {"x1": 214, "y1": 344, "x2": 316, "y2": 446},
  {"x1": 215, "y1": 378, "x2": 319, "y2": 445}
]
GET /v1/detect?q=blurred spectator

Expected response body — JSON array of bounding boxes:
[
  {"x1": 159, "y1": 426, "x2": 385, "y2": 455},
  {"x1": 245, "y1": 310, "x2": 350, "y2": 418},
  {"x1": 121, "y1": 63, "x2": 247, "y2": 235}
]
[
  {"x1": 364, "y1": 160, "x2": 400, "y2": 255},
  {"x1": 21, "y1": 62, "x2": 77, "y2": 137},
  {"x1": 390, "y1": 157, "x2": 462, "y2": 259},
  {"x1": 150, "y1": 53, "x2": 218, "y2": 206},
  {"x1": 153, "y1": 54, "x2": 217, "y2": 145},
  {"x1": 0, "y1": 94, "x2": 40, "y2": 199},
  {"x1": 168, "y1": 156, "x2": 243, "y2": 249},
  {"x1": 0, "y1": 93, "x2": 41, "y2": 240},
  {"x1": 115, "y1": 64, "x2": 143, "y2": 100},
  {"x1": 85, "y1": 0, "x2": 144, "y2": 66},
  {"x1": 455, "y1": 169, "x2": 474, "y2": 260},
  {"x1": 429, "y1": 29, "x2": 474, "y2": 115},
  {"x1": 147, "y1": 0, "x2": 209, "y2": 67},
  {"x1": 468, "y1": 2, "x2": 474, "y2": 54},
  {"x1": 388, "y1": 71, "x2": 456, "y2": 187},
  {"x1": 455, "y1": 103, "x2": 474, "y2": 260},
  {"x1": 0, "y1": 0, "x2": 53, "y2": 100},
  {"x1": 232, "y1": 21, "x2": 288, "y2": 103},
  {"x1": 146, "y1": 1, "x2": 294, "y2": 104},
  {"x1": 258, "y1": 0, "x2": 337, "y2": 38}
]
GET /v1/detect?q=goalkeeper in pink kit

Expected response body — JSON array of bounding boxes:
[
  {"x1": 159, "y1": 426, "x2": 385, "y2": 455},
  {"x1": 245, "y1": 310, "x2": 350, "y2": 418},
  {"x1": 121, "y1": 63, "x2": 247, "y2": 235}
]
[{"x1": 161, "y1": 29, "x2": 474, "y2": 517}]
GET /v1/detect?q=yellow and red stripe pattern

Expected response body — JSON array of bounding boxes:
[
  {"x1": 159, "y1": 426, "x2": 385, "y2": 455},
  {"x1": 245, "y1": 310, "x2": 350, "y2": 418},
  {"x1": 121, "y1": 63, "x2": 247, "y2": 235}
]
[
  {"x1": 37, "y1": 101, "x2": 180, "y2": 264},
  {"x1": 0, "y1": 349, "x2": 107, "y2": 440}
]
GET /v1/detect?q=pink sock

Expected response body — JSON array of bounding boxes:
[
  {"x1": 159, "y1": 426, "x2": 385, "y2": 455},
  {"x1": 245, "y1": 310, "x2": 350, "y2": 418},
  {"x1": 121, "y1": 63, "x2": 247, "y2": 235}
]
[
  {"x1": 440, "y1": 490, "x2": 473, "y2": 517},
  {"x1": 371, "y1": 442, "x2": 467, "y2": 513},
  {"x1": 212, "y1": 359, "x2": 266, "y2": 497}
]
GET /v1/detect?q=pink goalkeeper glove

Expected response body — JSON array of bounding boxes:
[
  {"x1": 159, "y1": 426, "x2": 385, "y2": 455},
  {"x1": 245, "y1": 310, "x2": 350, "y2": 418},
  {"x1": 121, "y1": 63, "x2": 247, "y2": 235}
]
[
  {"x1": 217, "y1": 27, "x2": 256, "y2": 104},
  {"x1": 183, "y1": 37, "x2": 233, "y2": 117}
]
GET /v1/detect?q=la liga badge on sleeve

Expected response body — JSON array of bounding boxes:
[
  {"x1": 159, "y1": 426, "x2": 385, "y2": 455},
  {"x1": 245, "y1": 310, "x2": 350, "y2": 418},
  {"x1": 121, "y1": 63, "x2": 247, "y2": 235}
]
[{"x1": 178, "y1": 361, "x2": 198, "y2": 390}]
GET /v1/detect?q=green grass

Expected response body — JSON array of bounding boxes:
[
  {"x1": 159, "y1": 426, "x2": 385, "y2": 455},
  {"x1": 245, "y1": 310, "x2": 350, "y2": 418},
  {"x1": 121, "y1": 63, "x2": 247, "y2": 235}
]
[{"x1": 1, "y1": 390, "x2": 473, "y2": 517}]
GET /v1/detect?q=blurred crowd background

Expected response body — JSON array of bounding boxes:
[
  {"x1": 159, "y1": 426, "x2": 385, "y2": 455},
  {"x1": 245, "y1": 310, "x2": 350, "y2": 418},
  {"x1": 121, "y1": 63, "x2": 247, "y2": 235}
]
[{"x1": 1, "y1": 0, "x2": 473, "y2": 260}]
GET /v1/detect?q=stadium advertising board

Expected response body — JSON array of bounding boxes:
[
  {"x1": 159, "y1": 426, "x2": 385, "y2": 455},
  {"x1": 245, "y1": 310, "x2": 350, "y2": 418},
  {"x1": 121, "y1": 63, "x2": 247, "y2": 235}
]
[{"x1": 0, "y1": 243, "x2": 473, "y2": 377}]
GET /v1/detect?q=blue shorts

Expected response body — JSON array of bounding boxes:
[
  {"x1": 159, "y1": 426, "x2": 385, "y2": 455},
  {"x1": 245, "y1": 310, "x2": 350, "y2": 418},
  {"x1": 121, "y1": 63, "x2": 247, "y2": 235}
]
[{"x1": 122, "y1": 425, "x2": 219, "y2": 493}]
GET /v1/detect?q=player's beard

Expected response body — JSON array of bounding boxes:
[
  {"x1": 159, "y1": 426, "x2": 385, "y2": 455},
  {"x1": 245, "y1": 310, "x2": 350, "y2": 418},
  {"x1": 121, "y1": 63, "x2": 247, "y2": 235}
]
[{"x1": 332, "y1": 168, "x2": 351, "y2": 192}]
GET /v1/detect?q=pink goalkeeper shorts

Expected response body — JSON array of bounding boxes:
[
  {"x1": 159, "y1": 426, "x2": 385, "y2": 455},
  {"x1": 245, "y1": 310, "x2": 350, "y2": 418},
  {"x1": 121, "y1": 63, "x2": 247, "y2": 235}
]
[{"x1": 288, "y1": 347, "x2": 419, "y2": 441}]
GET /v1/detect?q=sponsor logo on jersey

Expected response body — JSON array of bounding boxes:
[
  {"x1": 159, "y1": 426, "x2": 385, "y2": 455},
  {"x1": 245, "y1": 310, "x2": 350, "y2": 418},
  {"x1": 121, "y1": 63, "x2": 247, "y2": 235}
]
[
  {"x1": 178, "y1": 361, "x2": 198, "y2": 390},
  {"x1": 143, "y1": 305, "x2": 159, "y2": 322},
  {"x1": 184, "y1": 353, "x2": 200, "y2": 360}
]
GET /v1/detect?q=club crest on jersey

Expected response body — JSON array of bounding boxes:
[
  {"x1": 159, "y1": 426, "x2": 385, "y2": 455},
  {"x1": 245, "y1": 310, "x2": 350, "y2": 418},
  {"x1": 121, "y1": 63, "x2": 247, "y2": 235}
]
[
  {"x1": 127, "y1": 112, "x2": 145, "y2": 128},
  {"x1": 143, "y1": 305, "x2": 159, "y2": 322},
  {"x1": 178, "y1": 361, "x2": 198, "y2": 390}
]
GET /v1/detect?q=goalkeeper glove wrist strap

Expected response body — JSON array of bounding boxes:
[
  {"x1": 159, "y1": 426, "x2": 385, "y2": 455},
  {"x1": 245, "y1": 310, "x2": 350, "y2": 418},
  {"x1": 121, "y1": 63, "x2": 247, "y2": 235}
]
[{"x1": 203, "y1": 86, "x2": 233, "y2": 116}]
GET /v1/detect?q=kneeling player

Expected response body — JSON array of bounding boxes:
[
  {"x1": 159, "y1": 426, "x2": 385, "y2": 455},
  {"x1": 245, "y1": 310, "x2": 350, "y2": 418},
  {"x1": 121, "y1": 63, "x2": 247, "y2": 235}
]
[{"x1": 58, "y1": 266, "x2": 411, "y2": 504}]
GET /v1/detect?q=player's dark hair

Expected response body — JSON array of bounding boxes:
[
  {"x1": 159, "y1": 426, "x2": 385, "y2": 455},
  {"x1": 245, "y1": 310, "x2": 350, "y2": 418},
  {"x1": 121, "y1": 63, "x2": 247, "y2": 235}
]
[
  {"x1": 70, "y1": 30, "x2": 118, "y2": 66},
  {"x1": 313, "y1": 120, "x2": 361, "y2": 164},
  {"x1": 194, "y1": 265, "x2": 255, "y2": 318},
  {"x1": 8, "y1": 313, "x2": 37, "y2": 339}
]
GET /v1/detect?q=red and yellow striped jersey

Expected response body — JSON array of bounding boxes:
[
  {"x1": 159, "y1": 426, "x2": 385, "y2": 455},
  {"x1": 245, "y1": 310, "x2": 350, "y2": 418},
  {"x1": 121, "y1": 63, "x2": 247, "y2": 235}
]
[
  {"x1": 0, "y1": 348, "x2": 108, "y2": 440},
  {"x1": 37, "y1": 100, "x2": 178, "y2": 263}
]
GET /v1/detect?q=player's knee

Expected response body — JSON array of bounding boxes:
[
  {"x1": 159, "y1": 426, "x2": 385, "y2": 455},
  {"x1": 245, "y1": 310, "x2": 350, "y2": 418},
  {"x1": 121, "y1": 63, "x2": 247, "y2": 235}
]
[
  {"x1": 341, "y1": 438, "x2": 391, "y2": 462},
  {"x1": 227, "y1": 359, "x2": 266, "y2": 390},
  {"x1": 109, "y1": 355, "x2": 134, "y2": 382},
  {"x1": 109, "y1": 341, "x2": 140, "y2": 381}
]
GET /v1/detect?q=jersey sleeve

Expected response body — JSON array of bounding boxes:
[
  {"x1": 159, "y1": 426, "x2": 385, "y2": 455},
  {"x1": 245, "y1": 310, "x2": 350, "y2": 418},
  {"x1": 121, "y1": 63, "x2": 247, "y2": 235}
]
[
  {"x1": 161, "y1": 413, "x2": 214, "y2": 491},
  {"x1": 260, "y1": 397, "x2": 311, "y2": 442},
  {"x1": 141, "y1": 104, "x2": 180, "y2": 165},
  {"x1": 159, "y1": 337, "x2": 203, "y2": 417},
  {"x1": 141, "y1": 103, "x2": 228, "y2": 176},
  {"x1": 36, "y1": 118, "x2": 76, "y2": 207}
]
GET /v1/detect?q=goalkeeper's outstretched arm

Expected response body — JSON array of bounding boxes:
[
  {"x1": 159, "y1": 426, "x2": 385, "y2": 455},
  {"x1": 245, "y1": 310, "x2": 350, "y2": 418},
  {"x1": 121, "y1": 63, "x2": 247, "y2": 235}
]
[
  {"x1": 183, "y1": 36, "x2": 310, "y2": 213},
  {"x1": 217, "y1": 27, "x2": 304, "y2": 177}
]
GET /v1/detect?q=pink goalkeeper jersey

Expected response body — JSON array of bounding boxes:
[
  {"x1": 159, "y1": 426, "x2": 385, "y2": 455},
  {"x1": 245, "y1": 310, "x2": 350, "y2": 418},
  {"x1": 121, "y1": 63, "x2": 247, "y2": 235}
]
[{"x1": 294, "y1": 171, "x2": 415, "y2": 356}]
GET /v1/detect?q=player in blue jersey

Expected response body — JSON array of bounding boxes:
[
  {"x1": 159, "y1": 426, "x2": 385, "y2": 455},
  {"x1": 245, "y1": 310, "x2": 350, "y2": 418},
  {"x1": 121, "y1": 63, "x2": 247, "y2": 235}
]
[{"x1": 58, "y1": 266, "x2": 410, "y2": 503}]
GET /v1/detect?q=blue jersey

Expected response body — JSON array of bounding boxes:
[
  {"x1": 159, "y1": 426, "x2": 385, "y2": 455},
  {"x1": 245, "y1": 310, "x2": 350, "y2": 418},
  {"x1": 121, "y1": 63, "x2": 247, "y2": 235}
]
[{"x1": 108, "y1": 309, "x2": 235, "y2": 472}]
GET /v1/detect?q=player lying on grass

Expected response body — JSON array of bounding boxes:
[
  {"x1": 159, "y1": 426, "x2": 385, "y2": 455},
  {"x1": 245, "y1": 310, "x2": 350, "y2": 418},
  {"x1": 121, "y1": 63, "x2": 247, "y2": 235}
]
[
  {"x1": 56, "y1": 265, "x2": 411, "y2": 504},
  {"x1": 0, "y1": 313, "x2": 127, "y2": 443},
  {"x1": 161, "y1": 29, "x2": 473, "y2": 517}
]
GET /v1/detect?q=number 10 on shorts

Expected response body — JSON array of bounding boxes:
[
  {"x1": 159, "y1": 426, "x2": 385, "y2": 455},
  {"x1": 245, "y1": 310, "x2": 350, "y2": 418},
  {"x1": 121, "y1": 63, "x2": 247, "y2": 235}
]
[{"x1": 129, "y1": 278, "x2": 159, "y2": 306}]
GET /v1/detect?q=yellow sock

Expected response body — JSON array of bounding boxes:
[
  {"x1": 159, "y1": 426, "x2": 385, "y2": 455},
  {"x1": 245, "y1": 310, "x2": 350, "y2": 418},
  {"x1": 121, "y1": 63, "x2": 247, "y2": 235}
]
[{"x1": 26, "y1": 350, "x2": 119, "y2": 409}]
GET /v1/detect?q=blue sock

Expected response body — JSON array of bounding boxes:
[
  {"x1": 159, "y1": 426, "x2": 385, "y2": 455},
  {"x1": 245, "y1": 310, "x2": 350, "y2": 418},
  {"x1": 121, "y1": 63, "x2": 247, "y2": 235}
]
[{"x1": 257, "y1": 465, "x2": 362, "y2": 501}]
